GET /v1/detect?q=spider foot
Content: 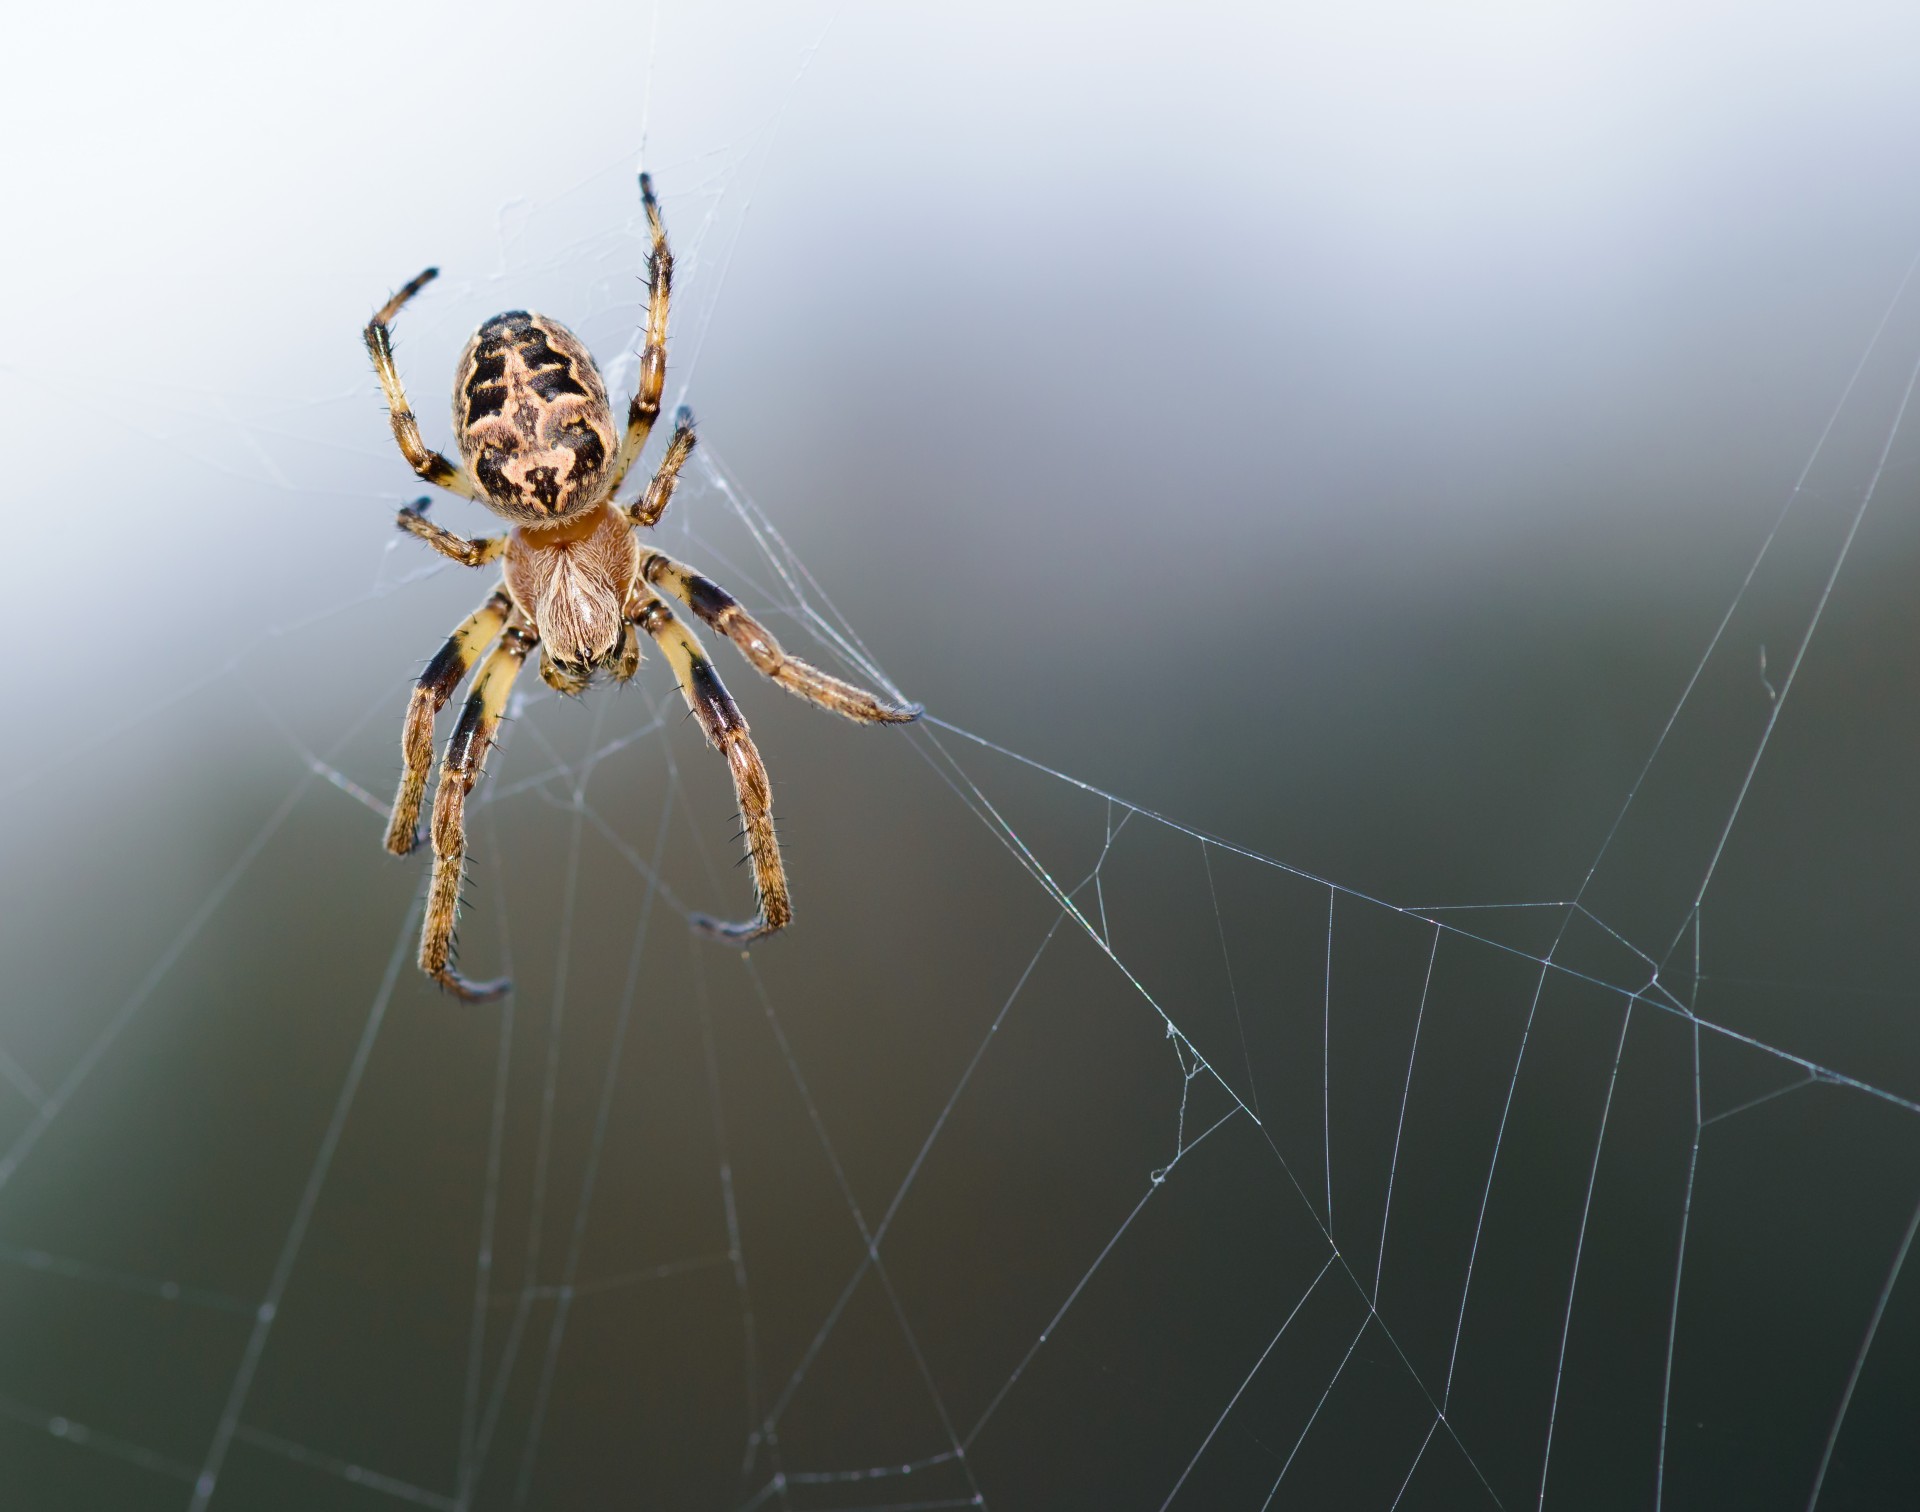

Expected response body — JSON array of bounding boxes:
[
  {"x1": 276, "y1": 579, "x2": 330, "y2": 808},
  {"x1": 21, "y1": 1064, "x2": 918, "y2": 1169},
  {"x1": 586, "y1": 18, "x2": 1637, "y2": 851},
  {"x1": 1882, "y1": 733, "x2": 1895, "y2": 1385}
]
[
  {"x1": 430, "y1": 966, "x2": 513, "y2": 1004},
  {"x1": 689, "y1": 912, "x2": 781, "y2": 948}
]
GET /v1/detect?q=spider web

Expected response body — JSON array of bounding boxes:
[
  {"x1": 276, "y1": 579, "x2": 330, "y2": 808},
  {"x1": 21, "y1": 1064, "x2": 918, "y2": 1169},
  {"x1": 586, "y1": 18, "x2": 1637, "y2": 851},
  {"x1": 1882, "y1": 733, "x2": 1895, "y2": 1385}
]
[{"x1": 4, "y1": 15, "x2": 1920, "y2": 1512}]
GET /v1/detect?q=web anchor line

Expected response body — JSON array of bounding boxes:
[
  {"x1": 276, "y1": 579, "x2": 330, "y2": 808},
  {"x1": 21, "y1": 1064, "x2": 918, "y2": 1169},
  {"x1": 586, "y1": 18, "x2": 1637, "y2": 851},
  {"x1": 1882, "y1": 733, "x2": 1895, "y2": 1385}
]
[
  {"x1": 189, "y1": 890, "x2": 422, "y2": 1512},
  {"x1": 917, "y1": 716, "x2": 1920, "y2": 1117},
  {"x1": 909, "y1": 722, "x2": 1509, "y2": 1506}
]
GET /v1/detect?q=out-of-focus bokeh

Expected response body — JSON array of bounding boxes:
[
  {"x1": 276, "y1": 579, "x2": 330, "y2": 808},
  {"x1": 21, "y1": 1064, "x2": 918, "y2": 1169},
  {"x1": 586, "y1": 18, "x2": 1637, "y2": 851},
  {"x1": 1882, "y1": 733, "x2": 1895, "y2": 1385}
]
[{"x1": 4, "y1": 1, "x2": 1920, "y2": 1507}]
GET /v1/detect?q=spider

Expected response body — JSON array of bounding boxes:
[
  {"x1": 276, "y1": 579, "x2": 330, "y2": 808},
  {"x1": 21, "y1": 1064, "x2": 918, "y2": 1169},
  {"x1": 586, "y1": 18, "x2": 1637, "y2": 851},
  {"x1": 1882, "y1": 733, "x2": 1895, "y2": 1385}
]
[{"x1": 366, "y1": 174, "x2": 920, "y2": 1002}]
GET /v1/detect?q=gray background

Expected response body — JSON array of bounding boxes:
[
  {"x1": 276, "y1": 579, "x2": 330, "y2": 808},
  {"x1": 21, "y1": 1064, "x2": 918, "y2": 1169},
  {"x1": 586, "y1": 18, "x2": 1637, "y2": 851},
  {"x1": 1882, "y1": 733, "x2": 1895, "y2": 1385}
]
[{"x1": 3, "y1": 1, "x2": 1919, "y2": 1507}]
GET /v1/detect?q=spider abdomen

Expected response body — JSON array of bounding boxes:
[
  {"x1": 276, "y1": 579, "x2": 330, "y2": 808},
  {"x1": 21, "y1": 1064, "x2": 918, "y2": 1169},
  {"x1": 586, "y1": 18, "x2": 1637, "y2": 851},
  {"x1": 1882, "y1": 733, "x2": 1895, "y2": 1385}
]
[{"x1": 453, "y1": 311, "x2": 615, "y2": 524}]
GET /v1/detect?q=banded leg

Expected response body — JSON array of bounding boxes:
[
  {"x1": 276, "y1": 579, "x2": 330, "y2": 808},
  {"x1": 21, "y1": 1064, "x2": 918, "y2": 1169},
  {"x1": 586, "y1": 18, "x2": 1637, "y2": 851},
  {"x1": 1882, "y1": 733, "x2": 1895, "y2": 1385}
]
[
  {"x1": 629, "y1": 408, "x2": 696, "y2": 529},
  {"x1": 422, "y1": 626, "x2": 535, "y2": 1001},
  {"x1": 387, "y1": 586, "x2": 513, "y2": 855},
  {"x1": 605, "y1": 174, "x2": 675, "y2": 497},
  {"x1": 365, "y1": 268, "x2": 479, "y2": 499},
  {"x1": 640, "y1": 549, "x2": 921, "y2": 723},
  {"x1": 397, "y1": 498, "x2": 505, "y2": 567},
  {"x1": 630, "y1": 594, "x2": 792, "y2": 943}
]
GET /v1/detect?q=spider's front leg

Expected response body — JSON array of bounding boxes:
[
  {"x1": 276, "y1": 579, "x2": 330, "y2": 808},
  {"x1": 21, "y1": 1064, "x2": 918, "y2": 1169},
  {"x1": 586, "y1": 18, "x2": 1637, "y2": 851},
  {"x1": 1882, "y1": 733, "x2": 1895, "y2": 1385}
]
[
  {"x1": 365, "y1": 268, "x2": 481, "y2": 500},
  {"x1": 387, "y1": 585, "x2": 512, "y2": 854},
  {"x1": 624, "y1": 415, "x2": 917, "y2": 722},
  {"x1": 640, "y1": 547, "x2": 920, "y2": 723},
  {"x1": 629, "y1": 592, "x2": 791, "y2": 943},
  {"x1": 420, "y1": 624, "x2": 535, "y2": 1001}
]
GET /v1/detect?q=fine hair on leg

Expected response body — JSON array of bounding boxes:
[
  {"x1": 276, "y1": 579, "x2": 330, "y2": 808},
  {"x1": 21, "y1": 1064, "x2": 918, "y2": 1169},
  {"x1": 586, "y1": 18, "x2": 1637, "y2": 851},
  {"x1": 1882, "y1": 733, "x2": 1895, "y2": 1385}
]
[
  {"x1": 629, "y1": 408, "x2": 697, "y2": 529},
  {"x1": 605, "y1": 174, "x2": 675, "y2": 497},
  {"x1": 420, "y1": 626, "x2": 534, "y2": 1000},
  {"x1": 365, "y1": 270, "x2": 480, "y2": 499},
  {"x1": 396, "y1": 497, "x2": 505, "y2": 567},
  {"x1": 640, "y1": 548, "x2": 921, "y2": 723},
  {"x1": 387, "y1": 586, "x2": 513, "y2": 855},
  {"x1": 629, "y1": 592, "x2": 792, "y2": 942}
]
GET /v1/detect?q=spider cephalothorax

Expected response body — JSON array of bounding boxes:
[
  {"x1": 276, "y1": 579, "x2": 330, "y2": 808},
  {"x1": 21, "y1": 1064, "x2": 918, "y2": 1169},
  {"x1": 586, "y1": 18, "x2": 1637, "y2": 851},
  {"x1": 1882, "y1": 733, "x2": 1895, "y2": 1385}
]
[
  {"x1": 364, "y1": 174, "x2": 920, "y2": 1002},
  {"x1": 501, "y1": 499, "x2": 640, "y2": 679}
]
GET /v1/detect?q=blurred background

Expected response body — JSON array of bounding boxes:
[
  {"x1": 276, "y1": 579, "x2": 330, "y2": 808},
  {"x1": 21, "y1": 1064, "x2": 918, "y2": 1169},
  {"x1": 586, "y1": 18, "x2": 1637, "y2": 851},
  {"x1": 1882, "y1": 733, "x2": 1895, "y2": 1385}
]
[{"x1": 3, "y1": 0, "x2": 1920, "y2": 1506}]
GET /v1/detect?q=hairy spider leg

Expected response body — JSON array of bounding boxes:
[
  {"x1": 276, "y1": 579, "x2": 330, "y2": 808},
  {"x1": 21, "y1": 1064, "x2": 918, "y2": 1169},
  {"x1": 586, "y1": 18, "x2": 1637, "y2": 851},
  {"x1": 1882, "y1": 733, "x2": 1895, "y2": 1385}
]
[
  {"x1": 365, "y1": 268, "x2": 481, "y2": 500},
  {"x1": 422, "y1": 626, "x2": 535, "y2": 1001},
  {"x1": 396, "y1": 497, "x2": 505, "y2": 567},
  {"x1": 629, "y1": 593, "x2": 792, "y2": 943},
  {"x1": 386, "y1": 585, "x2": 513, "y2": 855},
  {"x1": 629, "y1": 408, "x2": 696, "y2": 529},
  {"x1": 604, "y1": 173, "x2": 675, "y2": 498},
  {"x1": 639, "y1": 549, "x2": 922, "y2": 724}
]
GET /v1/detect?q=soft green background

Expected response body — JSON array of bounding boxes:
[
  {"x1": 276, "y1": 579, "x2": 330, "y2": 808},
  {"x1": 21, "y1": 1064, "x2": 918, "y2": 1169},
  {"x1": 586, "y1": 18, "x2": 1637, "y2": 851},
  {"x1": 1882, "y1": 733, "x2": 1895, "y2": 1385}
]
[{"x1": 3, "y1": 2, "x2": 1918, "y2": 1507}]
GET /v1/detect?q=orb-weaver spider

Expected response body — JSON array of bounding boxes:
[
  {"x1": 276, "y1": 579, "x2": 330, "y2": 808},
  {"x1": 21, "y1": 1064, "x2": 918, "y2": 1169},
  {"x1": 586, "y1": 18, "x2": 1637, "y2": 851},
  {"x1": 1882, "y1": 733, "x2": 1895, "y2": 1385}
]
[{"x1": 366, "y1": 175, "x2": 919, "y2": 1001}]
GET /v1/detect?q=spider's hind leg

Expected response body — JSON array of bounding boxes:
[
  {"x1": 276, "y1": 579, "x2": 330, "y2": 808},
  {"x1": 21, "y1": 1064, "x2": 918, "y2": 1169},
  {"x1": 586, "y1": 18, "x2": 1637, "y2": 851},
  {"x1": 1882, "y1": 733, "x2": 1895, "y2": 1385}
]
[
  {"x1": 365, "y1": 270, "x2": 481, "y2": 500},
  {"x1": 421, "y1": 625, "x2": 534, "y2": 1001},
  {"x1": 605, "y1": 175, "x2": 676, "y2": 498}
]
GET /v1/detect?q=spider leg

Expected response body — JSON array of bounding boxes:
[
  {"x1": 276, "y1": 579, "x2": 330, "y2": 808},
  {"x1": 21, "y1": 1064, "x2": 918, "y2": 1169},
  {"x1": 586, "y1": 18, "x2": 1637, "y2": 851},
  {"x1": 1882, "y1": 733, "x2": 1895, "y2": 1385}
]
[
  {"x1": 603, "y1": 174, "x2": 674, "y2": 498},
  {"x1": 628, "y1": 408, "x2": 696, "y2": 529},
  {"x1": 397, "y1": 498, "x2": 505, "y2": 567},
  {"x1": 365, "y1": 268, "x2": 481, "y2": 500},
  {"x1": 639, "y1": 549, "x2": 921, "y2": 723},
  {"x1": 630, "y1": 593, "x2": 792, "y2": 944},
  {"x1": 386, "y1": 585, "x2": 512, "y2": 855},
  {"x1": 421, "y1": 624, "x2": 535, "y2": 1001}
]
